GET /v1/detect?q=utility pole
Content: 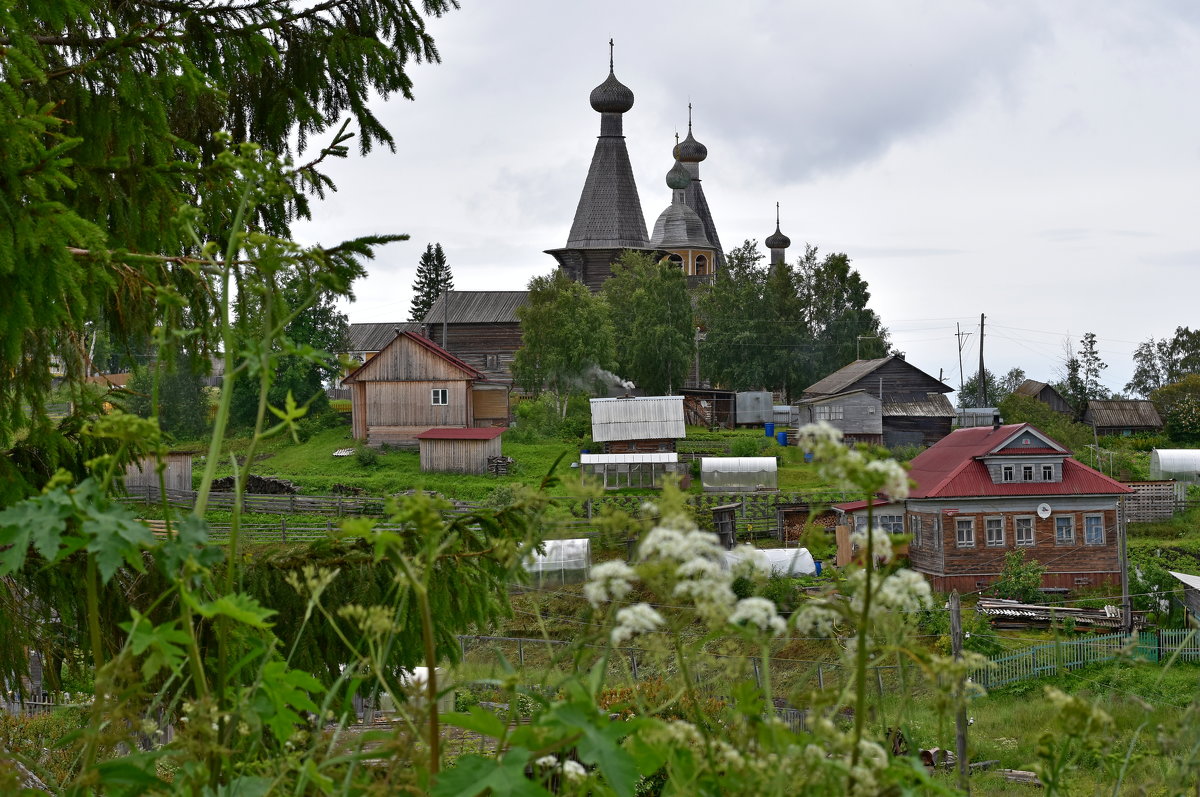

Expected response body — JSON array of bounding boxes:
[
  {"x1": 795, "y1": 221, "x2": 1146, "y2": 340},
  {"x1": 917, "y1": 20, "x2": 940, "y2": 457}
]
[
  {"x1": 1119, "y1": 496, "x2": 1132, "y2": 635},
  {"x1": 950, "y1": 591, "x2": 970, "y2": 794},
  {"x1": 977, "y1": 313, "x2": 986, "y2": 408},
  {"x1": 956, "y1": 323, "x2": 971, "y2": 396}
]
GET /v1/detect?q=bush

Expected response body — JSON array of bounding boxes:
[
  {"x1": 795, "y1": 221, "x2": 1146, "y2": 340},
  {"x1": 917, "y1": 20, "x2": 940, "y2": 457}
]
[
  {"x1": 992, "y1": 550, "x2": 1045, "y2": 603},
  {"x1": 730, "y1": 436, "x2": 763, "y2": 457},
  {"x1": 355, "y1": 446, "x2": 378, "y2": 467}
]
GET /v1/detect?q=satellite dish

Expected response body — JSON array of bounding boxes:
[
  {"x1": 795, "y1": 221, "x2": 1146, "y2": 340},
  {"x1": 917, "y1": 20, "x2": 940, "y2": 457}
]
[{"x1": 1037, "y1": 503, "x2": 1052, "y2": 519}]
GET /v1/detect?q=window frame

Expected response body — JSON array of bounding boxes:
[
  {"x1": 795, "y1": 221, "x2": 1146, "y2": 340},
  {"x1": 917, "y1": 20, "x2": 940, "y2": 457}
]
[
  {"x1": 1054, "y1": 515, "x2": 1075, "y2": 545},
  {"x1": 985, "y1": 516, "x2": 1005, "y2": 548},
  {"x1": 1041, "y1": 464, "x2": 1054, "y2": 481},
  {"x1": 1015, "y1": 516, "x2": 1035, "y2": 547},
  {"x1": 911, "y1": 516, "x2": 922, "y2": 548},
  {"x1": 877, "y1": 514, "x2": 904, "y2": 534},
  {"x1": 955, "y1": 517, "x2": 975, "y2": 548},
  {"x1": 1084, "y1": 514, "x2": 1105, "y2": 545},
  {"x1": 1002, "y1": 465, "x2": 1014, "y2": 482},
  {"x1": 1022, "y1": 465, "x2": 1034, "y2": 482},
  {"x1": 430, "y1": 388, "x2": 449, "y2": 406}
]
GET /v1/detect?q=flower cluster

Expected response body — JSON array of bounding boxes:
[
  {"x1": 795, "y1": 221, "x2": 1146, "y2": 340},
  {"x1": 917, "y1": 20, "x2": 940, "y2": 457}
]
[
  {"x1": 611, "y1": 602, "x2": 664, "y2": 646},
  {"x1": 583, "y1": 560, "x2": 637, "y2": 609},
  {"x1": 729, "y1": 597, "x2": 787, "y2": 636},
  {"x1": 535, "y1": 755, "x2": 587, "y2": 782},
  {"x1": 796, "y1": 421, "x2": 911, "y2": 500}
]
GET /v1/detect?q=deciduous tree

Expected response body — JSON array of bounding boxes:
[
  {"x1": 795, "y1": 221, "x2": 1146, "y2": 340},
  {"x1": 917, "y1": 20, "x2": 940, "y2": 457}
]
[{"x1": 601, "y1": 252, "x2": 693, "y2": 395}]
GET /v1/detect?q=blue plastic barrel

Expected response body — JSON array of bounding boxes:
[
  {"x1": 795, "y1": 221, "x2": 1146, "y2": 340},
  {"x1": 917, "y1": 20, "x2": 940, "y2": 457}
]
[
  {"x1": 804, "y1": 452, "x2": 814, "y2": 463},
  {"x1": 776, "y1": 431, "x2": 788, "y2": 447},
  {"x1": 764, "y1": 422, "x2": 775, "y2": 438},
  {"x1": 814, "y1": 560, "x2": 823, "y2": 576}
]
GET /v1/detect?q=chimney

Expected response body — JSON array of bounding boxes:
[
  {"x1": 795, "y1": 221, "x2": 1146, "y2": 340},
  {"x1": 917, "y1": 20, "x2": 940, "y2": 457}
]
[{"x1": 993, "y1": 412, "x2": 1001, "y2": 430}]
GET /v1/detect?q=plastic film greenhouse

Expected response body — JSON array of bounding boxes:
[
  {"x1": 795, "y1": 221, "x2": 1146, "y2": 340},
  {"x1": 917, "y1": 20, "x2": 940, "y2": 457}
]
[
  {"x1": 1151, "y1": 449, "x2": 1200, "y2": 483},
  {"x1": 523, "y1": 539, "x2": 591, "y2": 586},
  {"x1": 700, "y1": 457, "x2": 778, "y2": 492}
]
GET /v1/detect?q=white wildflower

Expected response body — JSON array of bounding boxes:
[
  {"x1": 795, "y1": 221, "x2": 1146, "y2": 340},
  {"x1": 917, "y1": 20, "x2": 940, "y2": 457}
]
[
  {"x1": 850, "y1": 527, "x2": 893, "y2": 563},
  {"x1": 535, "y1": 755, "x2": 559, "y2": 768},
  {"x1": 874, "y1": 569, "x2": 933, "y2": 614},
  {"x1": 639, "y1": 525, "x2": 724, "y2": 564},
  {"x1": 611, "y1": 603, "x2": 664, "y2": 645},
  {"x1": 865, "y1": 458, "x2": 910, "y2": 500},
  {"x1": 728, "y1": 543, "x2": 767, "y2": 579},
  {"x1": 792, "y1": 601, "x2": 842, "y2": 637},
  {"x1": 583, "y1": 560, "x2": 638, "y2": 608},
  {"x1": 796, "y1": 421, "x2": 843, "y2": 448},
  {"x1": 729, "y1": 597, "x2": 787, "y2": 636},
  {"x1": 561, "y1": 760, "x2": 587, "y2": 781}
]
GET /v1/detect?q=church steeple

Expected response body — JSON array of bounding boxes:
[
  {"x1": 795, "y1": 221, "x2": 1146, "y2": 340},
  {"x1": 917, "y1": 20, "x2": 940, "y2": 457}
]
[
  {"x1": 548, "y1": 41, "x2": 652, "y2": 291},
  {"x1": 671, "y1": 104, "x2": 724, "y2": 271},
  {"x1": 765, "y1": 202, "x2": 791, "y2": 266}
]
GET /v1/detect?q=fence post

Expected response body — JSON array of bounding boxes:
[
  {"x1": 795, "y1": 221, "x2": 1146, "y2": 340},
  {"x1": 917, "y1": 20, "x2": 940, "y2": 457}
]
[
  {"x1": 517, "y1": 638, "x2": 524, "y2": 667},
  {"x1": 875, "y1": 667, "x2": 883, "y2": 697},
  {"x1": 949, "y1": 590, "x2": 970, "y2": 793},
  {"x1": 281, "y1": 517, "x2": 287, "y2": 543},
  {"x1": 816, "y1": 664, "x2": 824, "y2": 690},
  {"x1": 630, "y1": 652, "x2": 639, "y2": 681},
  {"x1": 752, "y1": 658, "x2": 761, "y2": 688}
]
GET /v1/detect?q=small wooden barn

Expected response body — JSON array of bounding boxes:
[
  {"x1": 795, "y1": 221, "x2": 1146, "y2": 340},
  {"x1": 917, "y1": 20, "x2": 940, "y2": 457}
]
[
  {"x1": 798, "y1": 390, "x2": 883, "y2": 445},
  {"x1": 341, "y1": 330, "x2": 509, "y2": 446},
  {"x1": 803, "y1": 355, "x2": 954, "y2": 448},
  {"x1": 422, "y1": 291, "x2": 528, "y2": 385},
  {"x1": 590, "y1": 396, "x2": 686, "y2": 453},
  {"x1": 415, "y1": 427, "x2": 505, "y2": 474},
  {"x1": 1084, "y1": 399, "x2": 1163, "y2": 436},
  {"x1": 124, "y1": 451, "x2": 193, "y2": 494},
  {"x1": 1013, "y1": 379, "x2": 1074, "y2": 415}
]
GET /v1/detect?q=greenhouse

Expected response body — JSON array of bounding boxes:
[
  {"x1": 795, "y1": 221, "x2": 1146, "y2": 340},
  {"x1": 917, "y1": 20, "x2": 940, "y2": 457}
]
[
  {"x1": 723, "y1": 547, "x2": 816, "y2": 576},
  {"x1": 1150, "y1": 449, "x2": 1200, "y2": 483},
  {"x1": 523, "y1": 538, "x2": 592, "y2": 586},
  {"x1": 700, "y1": 457, "x2": 778, "y2": 492},
  {"x1": 579, "y1": 452, "x2": 689, "y2": 490}
]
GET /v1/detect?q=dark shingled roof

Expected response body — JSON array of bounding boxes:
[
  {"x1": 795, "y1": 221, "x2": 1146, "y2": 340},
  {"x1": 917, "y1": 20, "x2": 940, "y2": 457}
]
[
  {"x1": 1085, "y1": 399, "x2": 1163, "y2": 429},
  {"x1": 1013, "y1": 379, "x2": 1050, "y2": 397},
  {"x1": 679, "y1": 161, "x2": 724, "y2": 269},
  {"x1": 348, "y1": 322, "x2": 419, "y2": 352},
  {"x1": 422, "y1": 291, "x2": 528, "y2": 325}
]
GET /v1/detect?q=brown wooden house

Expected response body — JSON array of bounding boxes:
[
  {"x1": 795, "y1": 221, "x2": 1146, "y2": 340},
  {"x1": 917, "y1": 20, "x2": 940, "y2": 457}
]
[
  {"x1": 1013, "y1": 379, "x2": 1074, "y2": 416},
  {"x1": 1084, "y1": 399, "x2": 1164, "y2": 437},
  {"x1": 797, "y1": 390, "x2": 883, "y2": 446},
  {"x1": 422, "y1": 291, "x2": 527, "y2": 385},
  {"x1": 341, "y1": 331, "x2": 509, "y2": 446},
  {"x1": 900, "y1": 422, "x2": 1131, "y2": 593},
  {"x1": 802, "y1": 355, "x2": 954, "y2": 447}
]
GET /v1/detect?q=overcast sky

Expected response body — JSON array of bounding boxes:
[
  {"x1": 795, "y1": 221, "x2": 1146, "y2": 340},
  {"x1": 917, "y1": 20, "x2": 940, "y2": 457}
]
[{"x1": 294, "y1": 1, "x2": 1200, "y2": 398}]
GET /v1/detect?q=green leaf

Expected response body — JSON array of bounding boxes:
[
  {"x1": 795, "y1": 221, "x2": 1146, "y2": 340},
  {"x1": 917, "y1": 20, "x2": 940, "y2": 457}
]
[
  {"x1": 121, "y1": 610, "x2": 190, "y2": 680},
  {"x1": 549, "y1": 703, "x2": 640, "y2": 797},
  {"x1": 187, "y1": 592, "x2": 276, "y2": 628},
  {"x1": 432, "y1": 749, "x2": 552, "y2": 797},
  {"x1": 251, "y1": 661, "x2": 324, "y2": 745},
  {"x1": 441, "y1": 707, "x2": 507, "y2": 740},
  {"x1": 0, "y1": 486, "x2": 75, "y2": 573},
  {"x1": 82, "y1": 498, "x2": 155, "y2": 583},
  {"x1": 92, "y1": 752, "x2": 169, "y2": 795}
]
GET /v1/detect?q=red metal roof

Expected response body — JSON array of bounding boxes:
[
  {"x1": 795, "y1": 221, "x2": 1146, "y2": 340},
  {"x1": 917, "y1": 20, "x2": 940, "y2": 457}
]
[
  {"x1": 414, "y1": 427, "x2": 506, "y2": 440},
  {"x1": 833, "y1": 498, "x2": 899, "y2": 513},
  {"x1": 907, "y1": 423, "x2": 1130, "y2": 498}
]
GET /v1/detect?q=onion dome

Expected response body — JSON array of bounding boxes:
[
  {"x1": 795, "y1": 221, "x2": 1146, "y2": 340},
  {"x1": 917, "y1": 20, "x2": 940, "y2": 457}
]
[
  {"x1": 672, "y1": 103, "x2": 708, "y2": 163},
  {"x1": 666, "y1": 159, "x2": 691, "y2": 190},
  {"x1": 765, "y1": 223, "x2": 791, "y2": 250},
  {"x1": 650, "y1": 198, "x2": 712, "y2": 250}
]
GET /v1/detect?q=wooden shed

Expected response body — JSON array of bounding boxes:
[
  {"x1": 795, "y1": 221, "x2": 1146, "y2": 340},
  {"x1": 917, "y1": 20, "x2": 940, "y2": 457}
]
[
  {"x1": 124, "y1": 451, "x2": 193, "y2": 494},
  {"x1": 1013, "y1": 379, "x2": 1074, "y2": 416},
  {"x1": 1084, "y1": 399, "x2": 1163, "y2": 436},
  {"x1": 341, "y1": 330, "x2": 509, "y2": 446},
  {"x1": 590, "y1": 396, "x2": 686, "y2": 453},
  {"x1": 415, "y1": 427, "x2": 505, "y2": 474}
]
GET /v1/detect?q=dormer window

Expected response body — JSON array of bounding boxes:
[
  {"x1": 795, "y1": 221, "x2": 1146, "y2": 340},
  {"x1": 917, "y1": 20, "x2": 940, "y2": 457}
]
[
  {"x1": 1022, "y1": 465, "x2": 1034, "y2": 481},
  {"x1": 1002, "y1": 465, "x2": 1014, "y2": 482},
  {"x1": 1042, "y1": 464, "x2": 1054, "y2": 481}
]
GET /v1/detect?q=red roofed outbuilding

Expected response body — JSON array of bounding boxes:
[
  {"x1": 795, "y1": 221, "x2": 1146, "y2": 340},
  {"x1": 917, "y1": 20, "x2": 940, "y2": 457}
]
[{"x1": 415, "y1": 427, "x2": 505, "y2": 474}]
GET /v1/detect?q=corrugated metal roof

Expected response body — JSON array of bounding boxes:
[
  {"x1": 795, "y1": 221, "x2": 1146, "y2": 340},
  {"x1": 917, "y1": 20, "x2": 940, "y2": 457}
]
[
  {"x1": 1086, "y1": 399, "x2": 1163, "y2": 429},
  {"x1": 422, "y1": 291, "x2": 529, "y2": 325},
  {"x1": 348, "y1": 322, "x2": 418, "y2": 352},
  {"x1": 1168, "y1": 571, "x2": 1200, "y2": 591},
  {"x1": 803, "y1": 356, "x2": 894, "y2": 396},
  {"x1": 414, "y1": 427, "x2": 505, "y2": 440},
  {"x1": 883, "y1": 393, "x2": 956, "y2": 418},
  {"x1": 581, "y1": 452, "x2": 678, "y2": 464},
  {"x1": 906, "y1": 423, "x2": 1130, "y2": 498},
  {"x1": 590, "y1": 396, "x2": 686, "y2": 442},
  {"x1": 1013, "y1": 379, "x2": 1049, "y2": 398}
]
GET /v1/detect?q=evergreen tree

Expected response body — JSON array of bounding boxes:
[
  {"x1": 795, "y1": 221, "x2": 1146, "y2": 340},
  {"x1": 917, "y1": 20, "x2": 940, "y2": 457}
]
[
  {"x1": 0, "y1": 0, "x2": 453, "y2": 449},
  {"x1": 410, "y1": 243, "x2": 454, "y2": 322},
  {"x1": 601, "y1": 252, "x2": 693, "y2": 395}
]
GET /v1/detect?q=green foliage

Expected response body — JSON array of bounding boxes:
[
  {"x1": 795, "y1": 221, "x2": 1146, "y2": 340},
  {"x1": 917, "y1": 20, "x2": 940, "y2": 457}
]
[
  {"x1": 1126, "y1": 326, "x2": 1200, "y2": 397},
  {"x1": 991, "y1": 550, "x2": 1046, "y2": 603},
  {"x1": 601, "y1": 251, "x2": 694, "y2": 395},
  {"x1": 698, "y1": 241, "x2": 888, "y2": 399},
  {"x1": 998, "y1": 394, "x2": 1093, "y2": 453},
  {"x1": 410, "y1": 242, "x2": 454, "y2": 322},
  {"x1": 513, "y1": 271, "x2": 616, "y2": 402},
  {"x1": 123, "y1": 351, "x2": 209, "y2": 439}
]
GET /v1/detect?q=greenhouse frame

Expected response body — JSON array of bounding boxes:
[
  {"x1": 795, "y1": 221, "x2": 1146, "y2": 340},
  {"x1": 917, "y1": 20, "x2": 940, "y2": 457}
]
[
  {"x1": 523, "y1": 538, "x2": 592, "y2": 586},
  {"x1": 700, "y1": 457, "x2": 778, "y2": 492},
  {"x1": 1150, "y1": 449, "x2": 1200, "y2": 483}
]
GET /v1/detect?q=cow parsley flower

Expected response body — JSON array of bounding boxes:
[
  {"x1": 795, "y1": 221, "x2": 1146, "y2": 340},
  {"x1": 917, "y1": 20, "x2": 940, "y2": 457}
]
[
  {"x1": 583, "y1": 560, "x2": 637, "y2": 608},
  {"x1": 792, "y1": 601, "x2": 842, "y2": 637},
  {"x1": 850, "y1": 527, "x2": 893, "y2": 563},
  {"x1": 611, "y1": 603, "x2": 664, "y2": 645},
  {"x1": 729, "y1": 597, "x2": 787, "y2": 636},
  {"x1": 865, "y1": 458, "x2": 910, "y2": 500}
]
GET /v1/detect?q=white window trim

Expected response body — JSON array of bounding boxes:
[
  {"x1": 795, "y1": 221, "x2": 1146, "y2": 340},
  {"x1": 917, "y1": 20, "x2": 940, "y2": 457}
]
[
  {"x1": 1041, "y1": 464, "x2": 1054, "y2": 481},
  {"x1": 985, "y1": 516, "x2": 1005, "y2": 548},
  {"x1": 911, "y1": 516, "x2": 922, "y2": 548},
  {"x1": 956, "y1": 517, "x2": 975, "y2": 548},
  {"x1": 1015, "y1": 516, "x2": 1035, "y2": 547},
  {"x1": 1084, "y1": 514, "x2": 1106, "y2": 546},
  {"x1": 431, "y1": 388, "x2": 448, "y2": 406},
  {"x1": 1002, "y1": 465, "x2": 1014, "y2": 482},
  {"x1": 1054, "y1": 515, "x2": 1075, "y2": 546},
  {"x1": 1022, "y1": 465, "x2": 1034, "y2": 482}
]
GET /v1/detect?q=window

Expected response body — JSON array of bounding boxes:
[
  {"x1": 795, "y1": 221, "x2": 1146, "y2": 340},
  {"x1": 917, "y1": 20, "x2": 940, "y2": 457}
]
[
  {"x1": 1055, "y1": 516, "x2": 1074, "y2": 545},
  {"x1": 878, "y1": 515, "x2": 904, "y2": 534},
  {"x1": 815, "y1": 404, "x2": 844, "y2": 421},
  {"x1": 431, "y1": 388, "x2": 448, "y2": 406},
  {"x1": 695, "y1": 254, "x2": 708, "y2": 275},
  {"x1": 956, "y1": 518, "x2": 975, "y2": 548},
  {"x1": 912, "y1": 516, "x2": 922, "y2": 548},
  {"x1": 985, "y1": 517, "x2": 1004, "y2": 547},
  {"x1": 1015, "y1": 517, "x2": 1034, "y2": 547},
  {"x1": 1041, "y1": 464, "x2": 1054, "y2": 481},
  {"x1": 1002, "y1": 465, "x2": 1014, "y2": 482},
  {"x1": 485, "y1": 353, "x2": 500, "y2": 370},
  {"x1": 1084, "y1": 515, "x2": 1105, "y2": 545},
  {"x1": 1022, "y1": 465, "x2": 1034, "y2": 481}
]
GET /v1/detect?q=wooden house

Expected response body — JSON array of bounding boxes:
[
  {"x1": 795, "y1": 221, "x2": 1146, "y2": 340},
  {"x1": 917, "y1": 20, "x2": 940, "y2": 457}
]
[
  {"x1": 415, "y1": 427, "x2": 505, "y2": 474},
  {"x1": 1084, "y1": 399, "x2": 1163, "y2": 436},
  {"x1": 1013, "y1": 379, "x2": 1074, "y2": 416},
  {"x1": 346, "y1": 322, "x2": 420, "y2": 365},
  {"x1": 798, "y1": 390, "x2": 883, "y2": 445},
  {"x1": 901, "y1": 422, "x2": 1131, "y2": 593},
  {"x1": 590, "y1": 396, "x2": 686, "y2": 453},
  {"x1": 422, "y1": 291, "x2": 527, "y2": 385},
  {"x1": 802, "y1": 355, "x2": 954, "y2": 448},
  {"x1": 124, "y1": 451, "x2": 193, "y2": 494},
  {"x1": 341, "y1": 331, "x2": 509, "y2": 446}
]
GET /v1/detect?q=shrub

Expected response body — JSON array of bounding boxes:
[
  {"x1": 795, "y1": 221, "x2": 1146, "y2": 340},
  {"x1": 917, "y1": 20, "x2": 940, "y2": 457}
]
[
  {"x1": 992, "y1": 550, "x2": 1046, "y2": 603},
  {"x1": 729, "y1": 436, "x2": 762, "y2": 457},
  {"x1": 355, "y1": 446, "x2": 379, "y2": 467}
]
